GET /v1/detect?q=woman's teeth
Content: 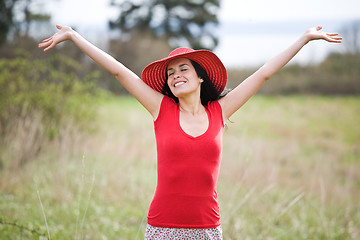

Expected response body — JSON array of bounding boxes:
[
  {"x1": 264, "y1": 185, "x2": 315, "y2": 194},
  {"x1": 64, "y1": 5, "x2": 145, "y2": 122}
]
[{"x1": 174, "y1": 81, "x2": 186, "y2": 87}]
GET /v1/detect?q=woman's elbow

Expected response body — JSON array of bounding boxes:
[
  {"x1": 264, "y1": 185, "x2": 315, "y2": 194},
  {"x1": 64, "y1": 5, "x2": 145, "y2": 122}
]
[
  {"x1": 256, "y1": 70, "x2": 271, "y2": 82},
  {"x1": 257, "y1": 66, "x2": 273, "y2": 82}
]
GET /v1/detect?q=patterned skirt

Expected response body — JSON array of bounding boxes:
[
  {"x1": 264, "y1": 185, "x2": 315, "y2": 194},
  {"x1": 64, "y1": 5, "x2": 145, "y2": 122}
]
[{"x1": 144, "y1": 224, "x2": 223, "y2": 240}]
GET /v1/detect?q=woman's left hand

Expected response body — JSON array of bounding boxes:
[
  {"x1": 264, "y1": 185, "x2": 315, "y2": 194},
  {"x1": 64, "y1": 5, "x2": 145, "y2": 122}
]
[{"x1": 304, "y1": 26, "x2": 342, "y2": 43}]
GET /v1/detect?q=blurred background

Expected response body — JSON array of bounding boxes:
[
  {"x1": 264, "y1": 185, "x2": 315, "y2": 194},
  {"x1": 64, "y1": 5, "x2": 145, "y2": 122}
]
[
  {"x1": 46, "y1": 0, "x2": 360, "y2": 67},
  {"x1": 0, "y1": 0, "x2": 359, "y2": 239},
  {"x1": 1, "y1": 0, "x2": 359, "y2": 94}
]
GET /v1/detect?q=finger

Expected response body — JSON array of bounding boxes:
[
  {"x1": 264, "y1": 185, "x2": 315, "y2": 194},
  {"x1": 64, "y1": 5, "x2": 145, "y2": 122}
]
[
  {"x1": 316, "y1": 26, "x2": 323, "y2": 31},
  {"x1": 329, "y1": 36, "x2": 342, "y2": 40},
  {"x1": 44, "y1": 42, "x2": 55, "y2": 52},
  {"x1": 39, "y1": 40, "x2": 51, "y2": 48},
  {"x1": 42, "y1": 36, "x2": 53, "y2": 43},
  {"x1": 326, "y1": 33, "x2": 339, "y2": 36},
  {"x1": 39, "y1": 40, "x2": 52, "y2": 49},
  {"x1": 326, "y1": 33, "x2": 342, "y2": 41},
  {"x1": 326, "y1": 36, "x2": 342, "y2": 43}
]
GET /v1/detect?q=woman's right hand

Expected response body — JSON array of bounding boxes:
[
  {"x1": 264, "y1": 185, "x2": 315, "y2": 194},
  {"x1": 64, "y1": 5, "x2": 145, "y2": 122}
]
[{"x1": 38, "y1": 25, "x2": 74, "y2": 52}]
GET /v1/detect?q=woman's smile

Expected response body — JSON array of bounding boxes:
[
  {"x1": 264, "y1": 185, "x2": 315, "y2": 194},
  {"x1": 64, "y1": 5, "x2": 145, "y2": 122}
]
[{"x1": 174, "y1": 80, "x2": 186, "y2": 87}]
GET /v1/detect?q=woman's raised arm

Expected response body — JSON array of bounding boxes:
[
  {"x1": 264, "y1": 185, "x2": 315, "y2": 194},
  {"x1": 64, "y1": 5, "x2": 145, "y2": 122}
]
[
  {"x1": 219, "y1": 26, "x2": 342, "y2": 120},
  {"x1": 39, "y1": 25, "x2": 163, "y2": 119}
]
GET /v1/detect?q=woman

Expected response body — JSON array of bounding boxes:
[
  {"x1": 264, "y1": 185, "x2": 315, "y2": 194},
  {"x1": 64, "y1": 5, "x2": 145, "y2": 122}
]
[{"x1": 39, "y1": 25, "x2": 341, "y2": 239}]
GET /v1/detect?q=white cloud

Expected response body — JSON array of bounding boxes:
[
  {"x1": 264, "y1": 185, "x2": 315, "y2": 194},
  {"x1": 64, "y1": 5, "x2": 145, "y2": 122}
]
[{"x1": 219, "y1": 0, "x2": 360, "y2": 22}]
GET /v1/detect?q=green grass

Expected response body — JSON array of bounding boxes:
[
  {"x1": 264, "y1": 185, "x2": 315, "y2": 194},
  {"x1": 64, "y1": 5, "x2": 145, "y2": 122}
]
[{"x1": 1, "y1": 95, "x2": 359, "y2": 239}]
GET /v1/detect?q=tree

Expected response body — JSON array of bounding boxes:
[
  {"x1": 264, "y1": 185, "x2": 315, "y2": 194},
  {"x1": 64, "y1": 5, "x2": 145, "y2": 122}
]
[
  {"x1": 0, "y1": 0, "x2": 16, "y2": 44},
  {"x1": 109, "y1": 0, "x2": 221, "y2": 50},
  {"x1": 340, "y1": 20, "x2": 360, "y2": 53},
  {"x1": 0, "y1": 0, "x2": 51, "y2": 45}
]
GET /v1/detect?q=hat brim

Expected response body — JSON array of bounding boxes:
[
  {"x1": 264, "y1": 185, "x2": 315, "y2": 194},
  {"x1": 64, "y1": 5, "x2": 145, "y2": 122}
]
[{"x1": 142, "y1": 49, "x2": 227, "y2": 94}]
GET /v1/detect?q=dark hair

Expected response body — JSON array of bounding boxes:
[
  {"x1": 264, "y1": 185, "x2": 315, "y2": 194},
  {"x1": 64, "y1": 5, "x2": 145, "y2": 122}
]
[{"x1": 162, "y1": 60, "x2": 225, "y2": 106}]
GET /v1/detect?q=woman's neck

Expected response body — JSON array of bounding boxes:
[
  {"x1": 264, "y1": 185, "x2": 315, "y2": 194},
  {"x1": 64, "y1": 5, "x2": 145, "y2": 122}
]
[{"x1": 178, "y1": 95, "x2": 204, "y2": 115}]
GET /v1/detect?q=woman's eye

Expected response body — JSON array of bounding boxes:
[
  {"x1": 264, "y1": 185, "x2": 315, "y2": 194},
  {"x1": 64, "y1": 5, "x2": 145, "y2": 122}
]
[
  {"x1": 181, "y1": 68, "x2": 187, "y2": 72},
  {"x1": 168, "y1": 72, "x2": 174, "y2": 76}
]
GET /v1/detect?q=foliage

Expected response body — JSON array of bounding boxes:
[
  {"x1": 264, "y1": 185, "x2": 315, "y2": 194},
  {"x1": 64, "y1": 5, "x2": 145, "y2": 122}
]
[
  {"x1": 0, "y1": 0, "x2": 15, "y2": 44},
  {"x1": 227, "y1": 52, "x2": 360, "y2": 95},
  {"x1": 0, "y1": 51, "x2": 104, "y2": 168},
  {"x1": 109, "y1": 0, "x2": 220, "y2": 50},
  {"x1": 0, "y1": 216, "x2": 49, "y2": 239},
  {"x1": 107, "y1": 30, "x2": 173, "y2": 79},
  {"x1": 0, "y1": 0, "x2": 52, "y2": 45}
]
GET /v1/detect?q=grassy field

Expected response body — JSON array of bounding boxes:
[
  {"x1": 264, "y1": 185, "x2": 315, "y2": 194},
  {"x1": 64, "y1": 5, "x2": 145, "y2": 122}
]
[{"x1": 0, "y1": 95, "x2": 359, "y2": 239}]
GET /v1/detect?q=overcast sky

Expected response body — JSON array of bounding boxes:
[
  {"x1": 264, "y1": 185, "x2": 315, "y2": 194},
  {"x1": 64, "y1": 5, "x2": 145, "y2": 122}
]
[{"x1": 47, "y1": 0, "x2": 360, "y2": 67}]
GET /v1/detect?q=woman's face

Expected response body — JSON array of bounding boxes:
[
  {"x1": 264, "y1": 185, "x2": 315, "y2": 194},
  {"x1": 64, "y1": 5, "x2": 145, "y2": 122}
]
[{"x1": 166, "y1": 58, "x2": 203, "y2": 98}]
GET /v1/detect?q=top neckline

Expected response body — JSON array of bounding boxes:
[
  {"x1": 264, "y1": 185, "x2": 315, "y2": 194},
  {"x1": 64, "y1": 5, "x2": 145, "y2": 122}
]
[{"x1": 176, "y1": 104, "x2": 211, "y2": 139}]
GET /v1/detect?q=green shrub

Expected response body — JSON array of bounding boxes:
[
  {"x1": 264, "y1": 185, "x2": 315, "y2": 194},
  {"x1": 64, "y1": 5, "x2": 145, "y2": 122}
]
[{"x1": 0, "y1": 51, "x2": 104, "y2": 167}]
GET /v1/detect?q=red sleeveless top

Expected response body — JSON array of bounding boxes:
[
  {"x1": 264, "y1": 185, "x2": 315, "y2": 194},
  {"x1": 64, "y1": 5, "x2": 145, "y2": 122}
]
[{"x1": 147, "y1": 96, "x2": 224, "y2": 228}]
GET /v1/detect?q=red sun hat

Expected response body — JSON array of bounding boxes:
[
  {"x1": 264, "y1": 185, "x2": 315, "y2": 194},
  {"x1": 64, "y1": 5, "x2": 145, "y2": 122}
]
[{"x1": 142, "y1": 47, "x2": 227, "y2": 94}]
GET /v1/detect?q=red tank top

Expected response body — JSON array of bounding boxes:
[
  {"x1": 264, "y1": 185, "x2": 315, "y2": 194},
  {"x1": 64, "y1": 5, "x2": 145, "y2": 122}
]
[{"x1": 147, "y1": 96, "x2": 224, "y2": 228}]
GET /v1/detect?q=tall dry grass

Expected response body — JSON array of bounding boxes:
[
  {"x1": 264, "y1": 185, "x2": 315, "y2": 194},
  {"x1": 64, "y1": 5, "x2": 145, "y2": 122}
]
[{"x1": 0, "y1": 95, "x2": 359, "y2": 239}]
